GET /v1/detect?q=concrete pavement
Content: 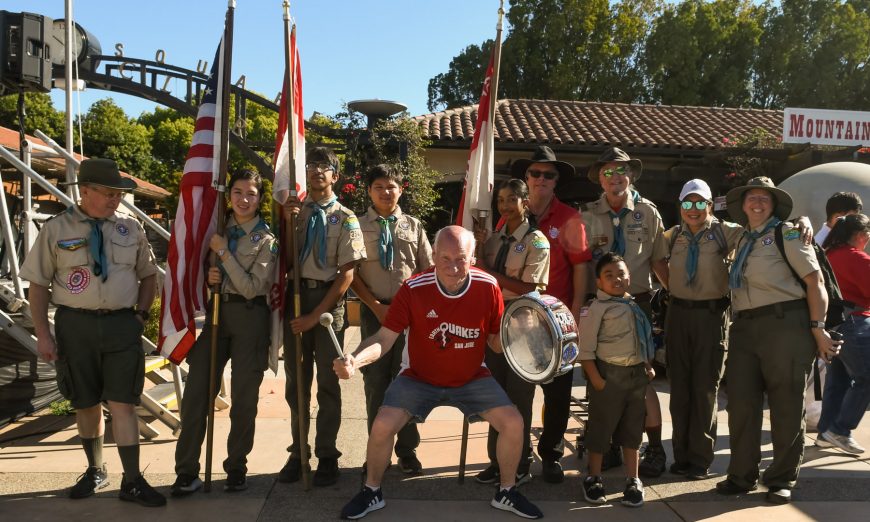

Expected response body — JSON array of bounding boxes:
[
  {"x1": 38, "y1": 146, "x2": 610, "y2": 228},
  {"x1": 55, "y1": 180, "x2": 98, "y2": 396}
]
[{"x1": 2, "y1": 325, "x2": 869, "y2": 521}]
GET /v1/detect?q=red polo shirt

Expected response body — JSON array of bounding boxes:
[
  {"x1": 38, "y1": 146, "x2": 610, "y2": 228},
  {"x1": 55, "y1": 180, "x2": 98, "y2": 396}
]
[
  {"x1": 533, "y1": 198, "x2": 591, "y2": 305},
  {"x1": 826, "y1": 245, "x2": 870, "y2": 317}
]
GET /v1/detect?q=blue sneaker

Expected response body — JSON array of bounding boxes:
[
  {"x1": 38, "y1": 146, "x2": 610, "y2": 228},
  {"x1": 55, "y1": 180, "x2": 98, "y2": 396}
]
[
  {"x1": 341, "y1": 487, "x2": 385, "y2": 520},
  {"x1": 491, "y1": 486, "x2": 543, "y2": 519}
]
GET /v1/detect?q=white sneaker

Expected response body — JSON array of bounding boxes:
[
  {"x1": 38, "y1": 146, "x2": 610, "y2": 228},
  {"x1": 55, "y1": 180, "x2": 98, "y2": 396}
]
[{"x1": 821, "y1": 430, "x2": 866, "y2": 455}]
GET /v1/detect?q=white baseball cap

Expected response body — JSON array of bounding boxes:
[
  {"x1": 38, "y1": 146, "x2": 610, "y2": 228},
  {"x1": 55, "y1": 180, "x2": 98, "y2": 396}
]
[{"x1": 679, "y1": 179, "x2": 713, "y2": 201}]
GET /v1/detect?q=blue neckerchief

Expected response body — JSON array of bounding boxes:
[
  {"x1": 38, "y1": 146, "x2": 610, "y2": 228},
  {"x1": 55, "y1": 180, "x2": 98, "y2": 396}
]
[
  {"x1": 683, "y1": 227, "x2": 706, "y2": 285},
  {"x1": 300, "y1": 196, "x2": 337, "y2": 267},
  {"x1": 729, "y1": 218, "x2": 781, "y2": 289},
  {"x1": 220, "y1": 217, "x2": 268, "y2": 275},
  {"x1": 493, "y1": 235, "x2": 516, "y2": 275},
  {"x1": 85, "y1": 218, "x2": 107, "y2": 282},
  {"x1": 377, "y1": 215, "x2": 398, "y2": 270},
  {"x1": 611, "y1": 296, "x2": 654, "y2": 361},
  {"x1": 608, "y1": 207, "x2": 630, "y2": 256}
]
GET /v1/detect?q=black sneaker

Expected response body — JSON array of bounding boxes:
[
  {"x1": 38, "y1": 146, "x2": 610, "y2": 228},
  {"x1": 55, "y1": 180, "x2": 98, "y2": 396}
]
[
  {"x1": 601, "y1": 444, "x2": 623, "y2": 471},
  {"x1": 170, "y1": 474, "x2": 202, "y2": 497},
  {"x1": 541, "y1": 460, "x2": 564, "y2": 483},
  {"x1": 278, "y1": 458, "x2": 310, "y2": 483},
  {"x1": 69, "y1": 465, "x2": 109, "y2": 499},
  {"x1": 621, "y1": 477, "x2": 644, "y2": 508},
  {"x1": 224, "y1": 471, "x2": 247, "y2": 492},
  {"x1": 766, "y1": 486, "x2": 791, "y2": 504},
  {"x1": 583, "y1": 475, "x2": 607, "y2": 505},
  {"x1": 715, "y1": 478, "x2": 758, "y2": 495},
  {"x1": 313, "y1": 458, "x2": 339, "y2": 487},
  {"x1": 397, "y1": 454, "x2": 423, "y2": 475},
  {"x1": 476, "y1": 464, "x2": 500, "y2": 484},
  {"x1": 341, "y1": 487, "x2": 385, "y2": 519},
  {"x1": 638, "y1": 445, "x2": 666, "y2": 478},
  {"x1": 686, "y1": 466, "x2": 712, "y2": 481},
  {"x1": 119, "y1": 474, "x2": 167, "y2": 507},
  {"x1": 669, "y1": 462, "x2": 689, "y2": 475},
  {"x1": 491, "y1": 486, "x2": 543, "y2": 519}
]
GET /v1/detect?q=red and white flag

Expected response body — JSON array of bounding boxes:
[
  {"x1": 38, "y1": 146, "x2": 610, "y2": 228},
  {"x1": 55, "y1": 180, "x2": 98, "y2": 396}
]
[
  {"x1": 158, "y1": 40, "x2": 227, "y2": 364},
  {"x1": 267, "y1": 26, "x2": 305, "y2": 372},
  {"x1": 456, "y1": 49, "x2": 497, "y2": 232}
]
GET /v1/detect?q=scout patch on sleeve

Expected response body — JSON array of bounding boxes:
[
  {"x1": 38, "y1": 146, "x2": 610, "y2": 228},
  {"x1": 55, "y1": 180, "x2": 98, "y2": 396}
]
[
  {"x1": 579, "y1": 307, "x2": 590, "y2": 317},
  {"x1": 532, "y1": 237, "x2": 549, "y2": 249},
  {"x1": 784, "y1": 229, "x2": 800, "y2": 241},
  {"x1": 57, "y1": 238, "x2": 87, "y2": 251},
  {"x1": 270, "y1": 241, "x2": 279, "y2": 255},
  {"x1": 343, "y1": 215, "x2": 361, "y2": 231}
]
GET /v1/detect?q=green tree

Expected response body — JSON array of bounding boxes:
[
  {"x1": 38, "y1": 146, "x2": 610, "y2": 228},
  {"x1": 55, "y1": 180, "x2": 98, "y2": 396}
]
[
  {"x1": 427, "y1": 40, "x2": 494, "y2": 111},
  {"x1": 79, "y1": 98, "x2": 158, "y2": 182},
  {"x1": 0, "y1": 92, "x2": 65, "y2": 141}
]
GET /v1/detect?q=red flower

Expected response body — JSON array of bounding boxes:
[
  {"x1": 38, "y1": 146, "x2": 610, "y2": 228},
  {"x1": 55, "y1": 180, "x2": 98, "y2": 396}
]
[
  {"x1": 725, "y1": 172, "x2": 737, "y2": 180},
  {"x1": 342, "y1": 183, "x2": 356, "y2": 194}
]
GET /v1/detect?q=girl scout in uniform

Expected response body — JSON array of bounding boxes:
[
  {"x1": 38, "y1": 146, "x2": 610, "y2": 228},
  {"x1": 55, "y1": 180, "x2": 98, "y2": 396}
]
[
  {"x1": 475, "y1": 179, "x2": 550, "y2": 485},
  {"x1": 172, "y1": 169, "x2": 278, "y2": 496}
]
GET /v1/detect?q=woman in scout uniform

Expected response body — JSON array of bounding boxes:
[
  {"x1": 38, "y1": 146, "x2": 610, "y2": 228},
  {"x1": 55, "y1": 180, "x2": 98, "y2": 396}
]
[
  {"x1": 172, "y1": 169, "x2": 278, "y2": 496},
  {"x1": 474, "y1": 179, "x2": 550, "y2": 486},
  {"x1": 351, "y1": 164, "x2": 433, "y2": 475},
  {"x1": 717, "y1": 177, "x2": 839, "y2": 504}
]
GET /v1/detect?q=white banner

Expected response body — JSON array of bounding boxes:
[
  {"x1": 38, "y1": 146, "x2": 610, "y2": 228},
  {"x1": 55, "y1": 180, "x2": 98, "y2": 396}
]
[{"x1": 783, "y1": 107, "x2": 870, "y2": 146}]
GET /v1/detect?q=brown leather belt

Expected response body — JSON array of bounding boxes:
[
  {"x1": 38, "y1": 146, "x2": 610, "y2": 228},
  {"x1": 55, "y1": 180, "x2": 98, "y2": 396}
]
[
  {"x1": 734, "y1": 299, "x2": 806, "y2": 320},
  {"x1": 58, "y1": 306, "x2": 133, "y2": 316},
  {"x1": 671, "y1": 296, "x2": 730, "y2": 310}
]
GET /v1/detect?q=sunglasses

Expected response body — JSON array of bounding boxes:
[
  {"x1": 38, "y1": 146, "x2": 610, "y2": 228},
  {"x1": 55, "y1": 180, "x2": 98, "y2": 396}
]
[
  {"x1": 681, "y1": 200, "x2": 709, "y2": 210},
  {"x1": 527, "y1": 169, "x2": 558, "y2": 180},
  {"x1": 601, "y1": 166, "x2": 628, "y2": 178},
  {"x1": 306, "y1": 162, "x2": 335, "y2": 172}
]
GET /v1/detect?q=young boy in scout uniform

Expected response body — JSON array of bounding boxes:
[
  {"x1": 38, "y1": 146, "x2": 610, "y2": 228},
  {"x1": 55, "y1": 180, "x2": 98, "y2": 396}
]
[
  {"x1": 475, "y1": 178, "x2": 550, "y2": 485},
  {"x1": 582, "y1": 147, "x2": 669, "y2": 477},
  {"x1": 279, "y1": 147, "x2": 366, "y2": 487},
  {"x1": 20, "y1": 158, "x2": 164, "y2": 507},
  {"x1": 172, "y1": 169, "x2": 278, "y2": 496},
  {"x1": 578, "y1": 253, "x2": 655, "y2": 508},
  {"x1": 351, "y1": 164, "x2": 433, "y2": 475}
]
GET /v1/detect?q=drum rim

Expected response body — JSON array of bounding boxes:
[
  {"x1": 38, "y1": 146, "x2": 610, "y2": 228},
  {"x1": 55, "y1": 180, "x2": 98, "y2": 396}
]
[{"x1": 500, "y1": 294, "x2": 562, "y2": 383}]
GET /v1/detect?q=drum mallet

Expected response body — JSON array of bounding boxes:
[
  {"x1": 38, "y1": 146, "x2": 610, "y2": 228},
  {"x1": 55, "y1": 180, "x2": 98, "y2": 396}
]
[{"x1": 319, "y1": 313, "x2": 345, "y2": 360}]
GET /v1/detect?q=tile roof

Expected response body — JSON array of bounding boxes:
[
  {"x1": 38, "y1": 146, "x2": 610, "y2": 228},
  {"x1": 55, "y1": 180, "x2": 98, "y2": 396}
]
[
  {"x1": 414, "y1": 99, "x2": 783, "y2": 151},
  {"x1": 0, "y1": 126, "x2": 170, "y2": 199}
]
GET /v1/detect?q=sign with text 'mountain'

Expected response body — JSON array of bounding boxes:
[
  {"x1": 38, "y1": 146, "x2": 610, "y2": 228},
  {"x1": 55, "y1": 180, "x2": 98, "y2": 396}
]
[{"x1": 783, "y1": 107, "x2": 870, "y2": 146}]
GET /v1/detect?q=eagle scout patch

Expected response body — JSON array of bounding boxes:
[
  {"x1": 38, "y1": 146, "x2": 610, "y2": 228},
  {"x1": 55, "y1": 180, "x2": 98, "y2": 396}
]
[
  {"x1": 514, "y1": 243, "x2": 526, "y2": 253},
  {"x1": 784, "y1": 229, "x2": 800, "y2": 241},
  {"x1": 115, "y1": 223, "x2": 129, "y2": 236},
  {"x1": 762, "y1": 236, "x2": 774, "y2": 246},
  {"x1": 343, "y1": 215, "x2": 360, "y2": 231},
  {"x1": 57, "y1": 238, "x2": 87, "y2": 251},
  {"x1": 532, "y1": 237, "x2": 549, "y2": 249},
  {"x1": 67, "y1": 267, "x2": 91, "y2": 294},
  {"x1": 328, "y1": 214, "x2": 340, "y2": 225}
]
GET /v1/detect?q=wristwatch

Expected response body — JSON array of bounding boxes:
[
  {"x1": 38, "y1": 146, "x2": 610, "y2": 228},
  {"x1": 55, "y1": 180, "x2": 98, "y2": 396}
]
[
  {"x1": 136, "y1": 309, "x2": 150, "y2": 321},
  {"x1": 809, "y1": 320, "x2": 825, "y2": 329}
]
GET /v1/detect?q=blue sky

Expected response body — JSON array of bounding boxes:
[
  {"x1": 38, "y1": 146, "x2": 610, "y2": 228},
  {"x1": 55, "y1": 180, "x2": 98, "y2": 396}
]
[{"x1": 10, "y1": 1, "x2": 510, "y2": 119}]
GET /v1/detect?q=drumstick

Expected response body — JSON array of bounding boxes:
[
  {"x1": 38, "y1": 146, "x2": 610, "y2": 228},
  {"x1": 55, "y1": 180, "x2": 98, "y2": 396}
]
[{"x1": 319, "y1": 313, "x2": 345, "y2": 360}]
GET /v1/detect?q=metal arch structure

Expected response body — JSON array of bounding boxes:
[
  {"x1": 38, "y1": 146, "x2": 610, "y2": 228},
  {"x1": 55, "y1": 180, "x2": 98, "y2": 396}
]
[{"x1": 66, "y1": 54, "x2": 280, "y2": 178}]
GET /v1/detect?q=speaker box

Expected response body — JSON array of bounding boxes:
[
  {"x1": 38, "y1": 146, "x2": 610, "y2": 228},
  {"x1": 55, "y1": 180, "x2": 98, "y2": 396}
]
[{"x1": 0, "y1": 11, "x2": 53, "y2": 93}]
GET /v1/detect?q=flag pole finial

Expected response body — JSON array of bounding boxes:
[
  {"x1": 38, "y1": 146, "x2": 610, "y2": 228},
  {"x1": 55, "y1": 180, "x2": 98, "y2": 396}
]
[
  {"x1": 283, "y1": 0, "x2": 290, "y2": 20},
  {"x1": 497, "y1": 1, "x2": 504, "y2": 30}
]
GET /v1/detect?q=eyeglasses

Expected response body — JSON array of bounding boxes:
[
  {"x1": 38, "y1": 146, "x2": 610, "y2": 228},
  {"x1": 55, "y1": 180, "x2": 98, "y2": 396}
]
[
  {"x1": 746, "y1": 195, "x2": 772, "y2": 204},
  {"x1": 681, "y1": 200, "x2": 709, "y2": 210},
  {"x1": 527, "y1": 169, "x2": 558, "y2": 180},
  {"x1": 306, "y1": 162, "x2": 334, "y2": 172},
  {"x1": 86, "y1": 185, "x2": 125, "y2": 200},
  {"x1": 601, "y1": 166, "x2": 628, "y2": 178}
]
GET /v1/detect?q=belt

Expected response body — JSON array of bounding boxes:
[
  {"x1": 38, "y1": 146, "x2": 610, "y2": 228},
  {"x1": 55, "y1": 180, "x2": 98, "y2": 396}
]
[
  {"x1": 671, "y1": 296, "x2": 730, "y2": 310},
  {"x1": 58, "y1": 305, "x2": 134, "y2": 316},
  {"x1": 222, "y1": 294, "x2": 267, "y2": 306},
  {"x1": 300, "y1": 278, "x2": 331, "y2": 289},
  {"x1": 734, "y1": 299, "x2": 806, "y2": 320},
  {"x1": 634, "y1": 292, "x2": 652, "y2": 303}
]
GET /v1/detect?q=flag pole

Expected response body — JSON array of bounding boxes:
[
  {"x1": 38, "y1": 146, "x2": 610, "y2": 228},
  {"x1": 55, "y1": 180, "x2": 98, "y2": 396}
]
[
  {"x1": 460, "y1": 0, "x2": 504, "y2": 485},
  {"x1": 204, "y1": 0, "x2": 235, "y2": 493},
  {"x1": 283, "y1": 0, "x2": 310, "y2": 491}
]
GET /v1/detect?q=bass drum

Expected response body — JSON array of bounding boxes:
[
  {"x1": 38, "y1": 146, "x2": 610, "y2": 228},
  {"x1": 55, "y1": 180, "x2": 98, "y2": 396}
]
[{"x1": 500, "y1": 293, "x2": 579, "y2": 384}]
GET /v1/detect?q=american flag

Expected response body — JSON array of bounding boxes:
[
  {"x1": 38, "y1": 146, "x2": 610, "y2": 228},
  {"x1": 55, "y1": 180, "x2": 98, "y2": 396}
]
[
  {"x1": 158, "y1": 40, "x2": 226, "y2": 364},
  {"x1": 267, "y1": 26, "x2": 305, "y2": 372}
]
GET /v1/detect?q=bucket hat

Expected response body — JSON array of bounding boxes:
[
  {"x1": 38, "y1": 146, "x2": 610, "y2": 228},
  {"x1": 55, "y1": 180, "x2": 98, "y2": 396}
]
[
  {"x1": 587, "y1": 147, "x2": 642, "y2": 183},
  {"x1": 725, "y1": 176, "x2": 793, "y2": 225},
  {"x1": 64, "y1": 158, "x2": 137, "y2": 190}
]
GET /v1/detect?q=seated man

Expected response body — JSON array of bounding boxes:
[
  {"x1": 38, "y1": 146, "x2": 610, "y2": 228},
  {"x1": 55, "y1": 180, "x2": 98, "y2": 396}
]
[{"x1": 334, "y1": 226, "x2": 543, "y2": 520}]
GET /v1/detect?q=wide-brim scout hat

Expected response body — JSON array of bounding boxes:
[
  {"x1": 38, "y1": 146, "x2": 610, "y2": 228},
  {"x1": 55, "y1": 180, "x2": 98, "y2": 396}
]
[
  {"x1": 725, "y1": 176, "x2": 793, "y2": 225},
  {"x1": 587, "y1": 147, "x2": 643, "y2": 183},
  {"x1": 510, "y1": 146, "x2": 576, "y2": 181},
  {"x1": 63, "y1": 158, "x2": 137, "y2": 191}
]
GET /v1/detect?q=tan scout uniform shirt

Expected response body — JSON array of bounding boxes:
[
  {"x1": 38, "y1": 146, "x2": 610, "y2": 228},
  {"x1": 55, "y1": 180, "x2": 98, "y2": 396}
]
[
  {"x1": 578, "y1": 290, "x2": 646, "y2": 366},
  {"x1": 731, "y1": 220, "x2": 820, "y2": 312},
  {"x1": 296, "y1": 196, "x2": 366, "y2": 281},
  {"x1": 20, "y1": 205, "x2": 157, "y2": 309},
  {"x1": 482, "y1": 220, "x2": 550, "y2": 301},
  {"x1": 665, "y1": 219, "x2": 743, "y2": 300},
  {"x1": 582, "y1": 192, "x2": 668, "y2": 294},
  {"x1": 220, "y1": 216, "x2": 278, "y2": 299},
  {"x1": 356, "y1": 207, "x2": 433, "y2": 302}
]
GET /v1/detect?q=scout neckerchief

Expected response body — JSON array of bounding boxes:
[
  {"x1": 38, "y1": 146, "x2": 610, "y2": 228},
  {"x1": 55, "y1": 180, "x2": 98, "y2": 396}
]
[
  {"x1": 608, "y1": 191, "x2": 642, "y2": 256},
  {"x1": 85, "y1": 218, "x2": 108, "y2": 282},
  {"x1": 728, "y1": 217, "x2": 781, "y2": 289},
  {"x1": 377, "y1": 214, "x2": 398, "y2": 270},
  {"x1": 220, "y1": 216, "x2": 268, "y2": 275},
  {"x1": 300, "y1": 195, "x2": 337, "y2": 267},
  {"x1": 682, "y1": 226, "x2": 707, "y2": 285},
  {"x1": 610, "y1": 295, "x2": 654, "y2": 360}
]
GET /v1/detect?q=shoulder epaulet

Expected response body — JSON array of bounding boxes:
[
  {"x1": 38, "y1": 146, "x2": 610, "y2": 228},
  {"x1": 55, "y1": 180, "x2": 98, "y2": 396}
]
[{"x1": 637, "y1": 196, "x2": 658, "y2": 209}]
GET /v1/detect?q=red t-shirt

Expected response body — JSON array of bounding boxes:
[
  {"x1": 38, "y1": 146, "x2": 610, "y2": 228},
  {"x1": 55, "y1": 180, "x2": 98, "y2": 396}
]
[
  {"x1": 382, "y1": 267, "x2": 504, "y2": 387},
  {"x1": 826, "y1": 246, "x2": 870, "y2": 317},
  {"x1": 534, "y1": 198, "x2": 591, "y2": 305}
]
